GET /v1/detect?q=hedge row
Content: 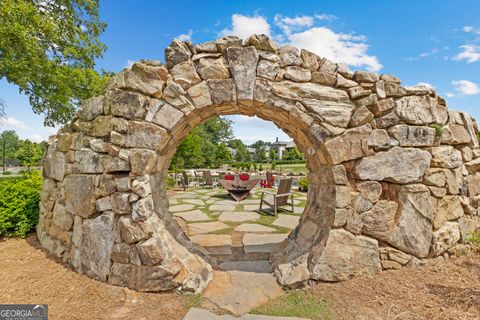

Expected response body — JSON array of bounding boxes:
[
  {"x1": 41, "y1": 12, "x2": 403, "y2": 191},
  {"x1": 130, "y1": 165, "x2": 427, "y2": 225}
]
[{"x1": 0, "y1": 170, "x2": 42, "y2": 237}]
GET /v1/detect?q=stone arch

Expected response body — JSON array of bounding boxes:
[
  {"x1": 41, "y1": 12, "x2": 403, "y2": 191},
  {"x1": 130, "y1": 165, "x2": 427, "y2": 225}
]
[{"x1": 38, "y1": 34, "x2": 480, "y2": 293}]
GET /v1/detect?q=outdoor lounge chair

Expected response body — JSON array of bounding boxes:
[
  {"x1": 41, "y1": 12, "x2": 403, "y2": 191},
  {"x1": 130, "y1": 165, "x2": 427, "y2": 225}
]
[
  {"x1": 259, "y1": 178, "x2": 294, "y2": 215},
  {"x1": 202, "y1": 170, "x2": 217, "y2": 187},
  {"x1": 261, "y1": 170, "x2": 275, "y2": 188},
  {"x1": 181, "y1": 170, "x2": 198, "y2": 190}
]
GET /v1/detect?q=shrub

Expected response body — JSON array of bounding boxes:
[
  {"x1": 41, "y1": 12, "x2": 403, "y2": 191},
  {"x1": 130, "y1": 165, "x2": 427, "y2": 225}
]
[
  {"x1": 429, "y1": 123, "x2": 444, "y2": 137},
  {"x1": 2, "y1": 171, "x2": 12, "y2": 175},
  {"x1": 299, "y1": 177, "x2": 309, "y2": 191},
  {"x1": 259, "y1": 164, "x2": 263, "y2": 171},
  {"x1": 466, "y1": 231, "x2": 480, "y2": 251},
  {"x1": 166, "y1": 176, "x2": 176, "y2": 189},
  {"x1": 0, "y1": 170, "x2": 42, "y2": 237},
  {"x1": 477, "y1": 132, "x2": 480, "y2": 144}
]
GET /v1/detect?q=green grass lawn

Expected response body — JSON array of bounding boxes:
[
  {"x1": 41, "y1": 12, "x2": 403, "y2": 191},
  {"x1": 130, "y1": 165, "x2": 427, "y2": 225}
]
[
  {"x1": 275, "y1": 163, "x2": 308, "y2": 175},
  {"x1": 252, "y1": 290, "x2": 331, "y2": 319}
]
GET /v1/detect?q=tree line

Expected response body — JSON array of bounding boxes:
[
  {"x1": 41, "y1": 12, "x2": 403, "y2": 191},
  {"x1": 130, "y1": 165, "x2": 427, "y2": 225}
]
[{"x1": 1, "y1": 130, "x2": 46, "y2": 172}]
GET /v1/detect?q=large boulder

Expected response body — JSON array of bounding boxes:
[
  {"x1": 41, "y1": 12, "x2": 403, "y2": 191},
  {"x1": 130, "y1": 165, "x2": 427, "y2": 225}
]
[
  {"x1": 80, "y1": 212, "x2": 116, "y2": 281},
  {"x1": 388, "y1": 125, "x2": 436, "y2": 147},
  {"x1": 323, "y1": 125, "x2": 371, "y2": 164},
  {"x1": 387, "y1": 184, "x2": 433, "y2": 258},
  {"x1": 431, "y1": 222, "x2": 461, "y2": 256},
  {"x1": 395, "y1": 95, "x2": 435, "y2": 125},
  {"x1": 311, "y1": 229, "x2": 381, "y2": 281},
  {"x1": 64, "y1": 174, "x2": 96, "y2": 218},
  {"x1": 227, "y1": 46, "x2": 259, "y2": 103},
  {"x1": 355, "y1": 147, "x2": 431, "y2": 183}
]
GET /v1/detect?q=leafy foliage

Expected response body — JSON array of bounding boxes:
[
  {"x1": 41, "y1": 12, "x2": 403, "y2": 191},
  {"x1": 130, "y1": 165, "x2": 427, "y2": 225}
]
[
  {"x1": 229, "y1": 139, "x2": 251, "y2": 162},
  {"x1": 0, "y1": 0, "x2": 110, "y2": 126},
  {"x1": 429, "y1": 123, "x2": 444, "y2": 137},
  {"x1": 171, "y1": 117, "x2": 234, "y2": 169},
  {"x1": 282, "y1": 147, "x2": 304, "y2": 161},
  {"x1": 1, "y1": 130, "x2": 46, "y2": 168},
  {"x1": 0, "y1": 170, "x2": 42, "y2": 237},
  {"x1": 299, "y1": 177, "x2": 309, "y2": 191}
]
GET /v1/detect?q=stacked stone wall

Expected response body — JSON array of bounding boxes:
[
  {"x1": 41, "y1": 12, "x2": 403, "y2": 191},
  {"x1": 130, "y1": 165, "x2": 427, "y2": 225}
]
[{"x1": 37, "y1": 34, "x2": 480, "y2": 292}]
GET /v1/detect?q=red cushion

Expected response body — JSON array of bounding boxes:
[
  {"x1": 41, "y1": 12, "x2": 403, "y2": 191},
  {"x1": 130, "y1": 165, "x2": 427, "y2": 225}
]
[
  {"x1": 224, "y1": 174, "x2": 234, "y2": 180},
  {"x1": 239, "y1": 173, "x2": 249, "y2": 181}
]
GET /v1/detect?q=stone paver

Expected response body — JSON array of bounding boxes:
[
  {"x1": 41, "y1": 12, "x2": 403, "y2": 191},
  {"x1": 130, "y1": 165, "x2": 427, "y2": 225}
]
[
  {"x1": 219, "y1": 260, "x2": 271, "y2": 273},
  {"x1": 210, "y1": 204, "x2": 236, "y2": 211},
  {"x1": 171, "y1": 192, "x2": 198, "y2": 199},
  {"x1": 169, "y1": 198, "x2": 179, "y2": 205},
  {"x1": 218, "y1": 211, "x2": 260, "y2": 222},
  {"x1": 169, "y1": 204, "x2": 196, "y2": 213},
  {"x1": 234, "y1": 223, "x2": 276, "y2": 233},
  {"x1": 243, "y1": 204, "x2": 260, "y2": 211},
  {"x1": 293, "y1": 206, "x2": 304, "y2": 214},
  {"x1": 272, "y1": 215, "x2": 300, "y2": 229},
  {"x1": 215, "y1": 199, "x2": 239, "y2": 205},
  {"x1": 183, "y1": 308, "x2": 308, "y2": 320},
  {"x1": 174, "y1": 210, "x2": 210, "y2": 222},
  {"x1": 188, "y1": 221, "x2": 230, "y2": 235},
  {"x1": 182, "y1": 198, "x2": 205, "y2": 205},
  {"x1": 190, "y1": 234, "x2": 232, "y2": 254},
  {"x1": 241, "y1": 199, "x2": 261, "y2": 205},
  {"x1": 202, "y1": 270, "x2": 284, "y2": 316},
  {"x1": 243, "y1": 233, "x2": 289, "y2": 253}
]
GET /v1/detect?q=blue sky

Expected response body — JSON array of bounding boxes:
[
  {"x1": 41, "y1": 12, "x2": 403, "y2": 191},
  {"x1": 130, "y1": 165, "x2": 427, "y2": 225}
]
[{"x1": 1, "y1": 0, "x2": 479, "y2": 145}]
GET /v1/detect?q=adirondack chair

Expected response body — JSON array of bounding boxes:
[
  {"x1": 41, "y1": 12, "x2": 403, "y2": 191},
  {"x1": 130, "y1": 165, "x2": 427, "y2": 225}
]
[
  {"x1": 259, "y1": 178, "x2": 294, "y2": 215},
  {"x1": 261, "y1": 171, "x2": 275, "y2": 188},
  {"x1": 181, "y1": 170, "x2": 198, "y2": 190},
  {"x1": 202, "y1": 170, "x2": 217, "y2": 188}
]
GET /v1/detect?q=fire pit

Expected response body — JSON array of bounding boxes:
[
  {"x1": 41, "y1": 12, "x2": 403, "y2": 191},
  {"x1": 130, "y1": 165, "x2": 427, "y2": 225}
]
[{"x1": 218, "y1": 177, "x2": 261, "y2": 201}]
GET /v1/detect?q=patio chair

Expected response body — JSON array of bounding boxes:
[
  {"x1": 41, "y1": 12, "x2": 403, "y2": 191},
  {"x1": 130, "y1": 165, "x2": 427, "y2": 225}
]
[
  {"x1": 259, "y1": 178, "x2": 294, "y2": 215},
  {"x1": 203, "y1": 170, "x2": 218, "y2": 188},
  {"x1": 260, "y1": 171, "x2": 275, "y2": 188},
  {"x1": 181, "y1": 170, "x2": 198, "y2": 190}
]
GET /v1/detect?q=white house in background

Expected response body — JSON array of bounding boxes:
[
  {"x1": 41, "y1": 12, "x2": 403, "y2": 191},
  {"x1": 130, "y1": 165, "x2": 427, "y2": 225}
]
[{"x1": 270, "y1": 137, "x2": 296, "y2": 159}]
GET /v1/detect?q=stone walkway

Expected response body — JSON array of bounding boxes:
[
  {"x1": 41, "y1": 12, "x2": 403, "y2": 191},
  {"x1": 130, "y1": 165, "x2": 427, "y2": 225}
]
[
  {"x1": 183, "y1": 308, "x2": 308, "y2": 320},
  {"x1": 171, "y1": 187, "x2": 308, "y2": 315},
  {"x1": 170, "y1": 187, "x2": 307, "y2": 264}
]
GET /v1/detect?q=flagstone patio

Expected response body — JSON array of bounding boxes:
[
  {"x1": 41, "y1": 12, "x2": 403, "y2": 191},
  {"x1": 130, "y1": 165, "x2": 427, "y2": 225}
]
[{"x1": 170, "y1": 186, "x2": 307, "y2": 264}]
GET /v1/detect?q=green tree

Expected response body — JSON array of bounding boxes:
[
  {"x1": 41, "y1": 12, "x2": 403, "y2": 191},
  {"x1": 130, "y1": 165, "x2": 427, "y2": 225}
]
[
  {"x1": 0, "y1": 98, "x2": 5, "y2": 119},
  {"x1": 1, "y1": 130, "x2": 22, "y2": 167},
  {"x1": 0, "y1": 0, "x2": 110, "y2": 126},
  {"x1": 269, "y1": 149, "x2": 277, "y2": 161},
  {"x1": 229, "y1": 139, "x2": 251, "y2": 162},
  {"x1": 215, "y1": 143, "x2": 231, "y2": 163},
  {"x1": 15, "y1": 139, "x2": 45, "y2": 171},
  {"x1": 200, "y1": 117, "x2": 234, "y2": 144},
  {"x1": 254, "y1": 146, "x2": 267, "y2": 162},
  {"x1": 171, "y1": 117, "x2": 235, "y2": 169}
]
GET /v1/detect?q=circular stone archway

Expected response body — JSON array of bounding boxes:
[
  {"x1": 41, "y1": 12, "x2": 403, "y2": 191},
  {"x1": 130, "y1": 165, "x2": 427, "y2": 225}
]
[{"x1": 38, "y1": 34, "x2": 480, "y2": 293}]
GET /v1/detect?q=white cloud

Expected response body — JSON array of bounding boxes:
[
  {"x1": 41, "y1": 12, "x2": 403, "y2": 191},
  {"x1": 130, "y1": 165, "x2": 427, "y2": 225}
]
[
  {"x1": 416, "y1": 82, "x2": 434, "y2": 89},
  {"x1": 220, "y1": 14, "x2": 271, "y2": 38},
  {"x1": 126, "y1": 60, "x2": 135, "y2": 68},
  {"x1": 463, "y1": 26, "x2": 480, "y2": 34},
  {"x1": 29, "y1": 134, "x2": 45, "y2": 142},
  {"x1": 274, "y1": 14, "x2": 314, "y2": 35},
  {"x1": 288, "y1": 27, "x2": 382, "y2": 71},
  {"x1": 177, "y1": 29, "x2": 193, "y2": 41},
  {"x1": 446, "y1": 92, "x2": 455, "y2": 98},
  {"x1": 453, "y1": 45, "x2": 480, "y2": 63},
  {"x1": 315, "y1": 13, "x2": 337, "y2": 21},
  {"x1": 0, "y1": 117, "x2": 29, "y2": 130},
  {"x1": 220, "y1": 13, "x2": 382, "y2": 72},
  {"x1": 451, "y1": 80, "x2": 480, "y2": 95},
  {"x1": 406, "y1": 48, "x2": 440, "y2": 61}
]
